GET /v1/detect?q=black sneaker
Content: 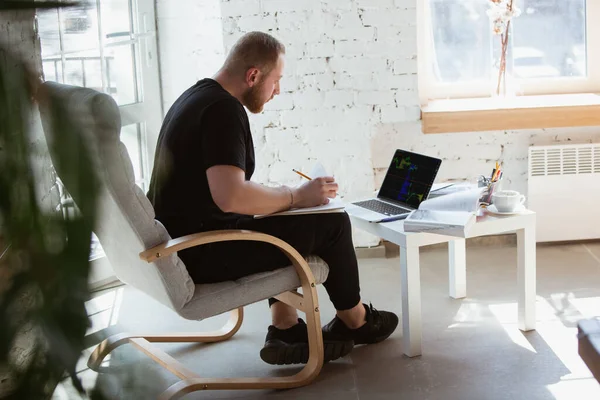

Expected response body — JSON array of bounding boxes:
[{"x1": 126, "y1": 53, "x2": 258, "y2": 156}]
[
  {"x1": 322, "y1": 303, "x2": 399, "y2": 345},
  {"x1": 260, "y1": 318, "x2": 354, "y2": 365}
]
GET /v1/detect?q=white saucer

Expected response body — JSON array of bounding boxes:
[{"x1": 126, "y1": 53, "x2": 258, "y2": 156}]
[{"x1": 486, "y1": 204, "x2": 526, "y2": 216}]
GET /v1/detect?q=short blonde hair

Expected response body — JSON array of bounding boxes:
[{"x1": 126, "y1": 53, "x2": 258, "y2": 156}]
[{"x1": 223, "y1": 31, "x2": 286, "y2": 76}]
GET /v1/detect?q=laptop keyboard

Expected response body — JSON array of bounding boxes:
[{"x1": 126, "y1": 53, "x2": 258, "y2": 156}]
[{"x1": 353, "y1": 199, "x2": 411, "y2": 216}]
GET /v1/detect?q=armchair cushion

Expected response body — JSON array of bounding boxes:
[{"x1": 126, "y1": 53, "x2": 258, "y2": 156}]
[{"x1": 179, "y1": 256, "x2": 329, "y2": 320}]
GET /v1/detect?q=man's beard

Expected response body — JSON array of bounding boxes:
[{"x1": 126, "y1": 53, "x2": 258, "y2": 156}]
[{"x1": 242, "y1": 80, "x2": 267, "y2": 114}]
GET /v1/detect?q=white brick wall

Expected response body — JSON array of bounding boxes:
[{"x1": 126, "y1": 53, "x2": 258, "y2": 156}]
[{"x1": 157, "y1": 0, "x2": 600, "y2": 247}]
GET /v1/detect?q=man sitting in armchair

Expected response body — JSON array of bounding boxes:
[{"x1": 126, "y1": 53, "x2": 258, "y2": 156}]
[{"x1": 147, "y1": 31, "x2": 398, "y2": 365}]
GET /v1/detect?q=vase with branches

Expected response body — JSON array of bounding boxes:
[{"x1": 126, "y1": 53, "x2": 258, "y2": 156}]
[{"x1": 487, "y1": 0, "x2": 522, "y2": 96}]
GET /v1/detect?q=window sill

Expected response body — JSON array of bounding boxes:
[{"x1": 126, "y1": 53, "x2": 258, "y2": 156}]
[{"x1": 421, "y1": 93, "x2": 600, "y2": 134}]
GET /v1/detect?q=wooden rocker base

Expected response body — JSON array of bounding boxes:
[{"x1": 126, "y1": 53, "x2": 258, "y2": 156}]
[{"x1": 88, "y1": 295, "x2": 325, "y2": 400}]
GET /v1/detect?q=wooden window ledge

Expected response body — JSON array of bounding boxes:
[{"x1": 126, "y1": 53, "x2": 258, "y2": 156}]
[{"x1": 421, "y1": 93, "x2": 600, "y2": 134}]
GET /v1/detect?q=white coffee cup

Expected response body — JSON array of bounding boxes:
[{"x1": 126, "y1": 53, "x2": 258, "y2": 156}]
[{"x1": 491, "y1": 190, "x2": 526, "y2": 212}]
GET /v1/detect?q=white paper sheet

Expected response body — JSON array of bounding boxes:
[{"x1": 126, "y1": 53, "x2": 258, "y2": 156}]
[{"x1": 309, "y1": 162, "x2": 329, "y2": 179}]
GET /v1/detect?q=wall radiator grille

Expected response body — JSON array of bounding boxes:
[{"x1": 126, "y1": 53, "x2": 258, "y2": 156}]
[
  {"x1": 528, "y1": 143, "x2": 600, "y2": 242},
  {"x1": 530, "y1": 145, "x2": 600, "y2": 177}
]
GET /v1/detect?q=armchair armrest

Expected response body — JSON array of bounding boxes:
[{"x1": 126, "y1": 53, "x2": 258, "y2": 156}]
[{"x1": 139, "y1": 229, "x2": 318, "y2": 288}]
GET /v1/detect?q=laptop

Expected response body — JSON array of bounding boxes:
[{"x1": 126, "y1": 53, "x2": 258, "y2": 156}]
[{"x1": 349, "y1": 149, "x2": 442, "y2": 222}]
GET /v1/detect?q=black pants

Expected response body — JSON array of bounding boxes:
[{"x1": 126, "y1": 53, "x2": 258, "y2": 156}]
[{"x1": 165, "y1": 212, "x2": 361, "y2": 311}]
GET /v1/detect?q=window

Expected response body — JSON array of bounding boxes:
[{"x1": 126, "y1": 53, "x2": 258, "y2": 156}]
[
  {"x1": 37, "y1": 0, "x2": 164, "y2": 287},
  {"x1": 37, "y1": 0, "x2": 163, "y2": 190},
  {"x1": 418, "y1": 0, "x2": 600, "y2": 103}
]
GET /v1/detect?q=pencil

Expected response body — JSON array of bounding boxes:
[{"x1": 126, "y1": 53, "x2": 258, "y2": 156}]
[
  {"x1": 493, "y1": 167, "x2": 501, "y2": 182},
  {"x1": 292, "y1": 169, "x2": 312, "y2": 181}
]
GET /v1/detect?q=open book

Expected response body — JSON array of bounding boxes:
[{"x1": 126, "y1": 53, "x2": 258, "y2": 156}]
[
  {"x1": 403, "y1": 188, "x2": 485, "y2": 237},
  {"x1": 254, "y1": 163, "x2": 345, "y2": 219}
]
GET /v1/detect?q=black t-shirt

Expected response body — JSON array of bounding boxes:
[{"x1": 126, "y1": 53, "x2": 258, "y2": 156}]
[{"x1": 147, "y1": 79, "x2": 255, "y2": 236}]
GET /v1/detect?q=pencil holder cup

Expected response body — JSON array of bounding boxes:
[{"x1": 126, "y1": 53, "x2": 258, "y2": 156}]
[{"x1": 478, "y1": 175, "x2": 504, "y2": 205}]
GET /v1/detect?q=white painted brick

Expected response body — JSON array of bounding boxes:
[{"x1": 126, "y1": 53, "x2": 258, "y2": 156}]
[
  {"x1": 333, "y1": 40, "x2": 388, "y2": 57},
  {"x1": 270, "y1": 39, "x2": 301, "y2": 59},
  {"x1": 305, "y1": 11, "x2": 337, "y2": 41},
  {"x1": 305, "y1": 40, "x2": 335, "y2": 58},
  {"x1": 292, "y1": 88, "x2": 326, "y2": 109},
  {"x1": 334, "y1": 72, "x2": 379, "y2": 90},
  {"x1": 360, "y1": 9, "x2": 416, "y2": 27},
  {"x1": 276, "y1": 11, "x2": 306, "y2": 30},
  {"x1": 262, "y1": 0, "x2": 318, "y2": 13},
  {"x1": 223, "y1": 32, "x2": 244, "y2": 50},
  {"x1": 397, "y1": 39, "x2": 418, "y2": 55},
  {"x1": 303, "y1": 72, "x2": 336, "y2": 90},
  {"x1": 375, "y1": 25, "x2": 400, "y2": 42},
  {"x1": 221, "y1": 0, "x2": 261, "y2": 17},
  {"x1": 273, "y1": 27, "x2": 301, "y2": 44},
  {"x1": 334, "y1": 11, "x2": 363, "y2": 29},
  {"x1": 222, "y1": 16, "x2": 238, "y2": 34},
  {"x1": 295, "y1": 57, "x2": 330, "y2": 75},
  {"x1": 325, "y1": 90, "x2": 355, "y2": 107},
  {"x1": 321, "y1": 0, "x2": 353, "y2": 11},
  {"x1": 395, "y1": 0, "x2": 417, "y2": 8},
  {"x1": 275, "y1": 26, "x2": 328, "y2": 47},
  {"x1": 265, "y1": 126, "x2": 299, "y2": 147},
  {"x1": 326, "y1": 26, "x2": 376, "y2": 41},
  {"x1": 281, "y1": 74, "x2": 301, "y2": 92},
  {"x1": 249, "y1": 110, "x2": 281, "y2": 129},
  {"x1": 333, "y1": 105, "x2": 380, "y2": 126},
  {"x1": 357, "y1": 90, "x2": 395, "y2": 105},
  {"x1": 281, "y1": 106, "x2": 377, "y2": 128},
  {"x1": 253, "y1": 146, "x2": 278, "y2": 179},
  {"x1": 334, "y1": 40, "x2": 368, "y2": 56},
  {"x1": 355, "y1": 0, "x2": 395, "y2": 9},
  {"x1": 280, "y1": 108, "x2": 325, "y2": 127},
  {"x1": 265, "y1": 93, "x2": 294, "y2": 111},
  {"x1": 328, "y1": 56, "x2": 388, "y2": 74},
  {"x1": 236, "y1": 13, "x2": 277, "y2": 32},
  {"x1": 380, "y1": 105, "x2": 421, "y2": 123},
  {"x1": 394, "y1": 89, "x2": 419, "y2": 106},
  {"x1": 392, "y1": 57, "x2": 417, "y2": 75},
  {"x1": 375, "y1": 73, "x2": 417, "y2": 90},
  {"x1": 376, "y1": 25, "x2": 417, "y2": 44},
  {"x1": 450, "y1": 143, "x2": 503, "y2": 161}
]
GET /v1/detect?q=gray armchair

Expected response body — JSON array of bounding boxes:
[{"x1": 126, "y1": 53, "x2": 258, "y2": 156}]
[{"x1": 38, "y1": 82, "x2": 330, "y2": 400}]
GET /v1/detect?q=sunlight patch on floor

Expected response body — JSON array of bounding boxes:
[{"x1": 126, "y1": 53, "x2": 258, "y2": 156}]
[{"x1": 84, "y1": 287, "x2": 124, "y2": 336}]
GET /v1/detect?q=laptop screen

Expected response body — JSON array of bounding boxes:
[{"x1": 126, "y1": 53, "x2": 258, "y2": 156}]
[{"x1": 378, "y1": 149, "x2": 442, "y2": 209}]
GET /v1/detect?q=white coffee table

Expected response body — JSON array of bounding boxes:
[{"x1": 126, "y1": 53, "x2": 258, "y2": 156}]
[{"x1": 346, "y1": 205, "x2": 537, "y2": 357}]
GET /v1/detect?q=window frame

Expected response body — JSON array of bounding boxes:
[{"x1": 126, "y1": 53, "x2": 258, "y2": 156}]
[
  {"x1": 37, "y1": 0, "x2": 163, "y2": 190},
  {"x1": 417, "y1": 0, "x2": 600, "y2": 105}
]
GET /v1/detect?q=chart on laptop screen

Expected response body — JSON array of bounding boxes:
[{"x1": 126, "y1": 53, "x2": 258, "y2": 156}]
[{"x1": 378, "y1": 151, "x2": 441, "y2": 209}]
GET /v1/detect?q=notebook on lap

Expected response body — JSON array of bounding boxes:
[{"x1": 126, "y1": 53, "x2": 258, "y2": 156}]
[{"x1": 349, "y1": 149, "x2": 442, "y2": 223}]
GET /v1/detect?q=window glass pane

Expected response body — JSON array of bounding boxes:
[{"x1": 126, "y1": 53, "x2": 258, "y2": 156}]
[
  {"x1": 120, "y1": 124, "x2": 143, "y2": 185},
  {"x1": 512, "y1": 0, "x2": 586, "y2": 78},
  {"x1": 37, "y1": 9, "x2": 61, "y2": 57},
  {"x1": 63, "y1": 50, "x2": 102, "y2": 90},
  {"x1": 42, "y1": 58, "x2": 62, "y2": 83},
  {"x1": 429, "y1": 0, "x2": 492, "y2": 83},
  {"x1": 100, "y1": 0, "x2": 133, "y2": 44},
  {"x1": 104, "y1": 44, "x2": 138, "y2": 105},
  {"x1": 60, "y1": 2, "x2": 100, "y2": 53}
]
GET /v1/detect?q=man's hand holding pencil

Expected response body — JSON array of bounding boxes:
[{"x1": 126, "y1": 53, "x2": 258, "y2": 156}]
[{"x1": 291, "y1": 169, "x2": 338, "y2": 208}]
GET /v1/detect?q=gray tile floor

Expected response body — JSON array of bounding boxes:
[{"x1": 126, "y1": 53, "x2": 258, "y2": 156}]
[{"x1": 54, "y1": 241, "x2": 600, "y2": 400}]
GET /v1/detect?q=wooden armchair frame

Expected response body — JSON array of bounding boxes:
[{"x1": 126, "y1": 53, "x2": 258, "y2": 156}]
[{"x1": 87, "y1": 230, "x2": 325, "y2": 400}]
